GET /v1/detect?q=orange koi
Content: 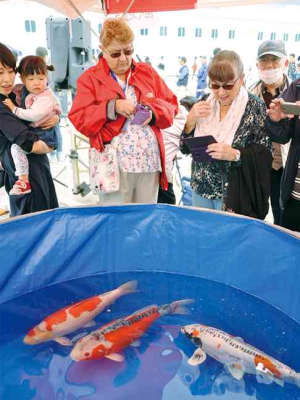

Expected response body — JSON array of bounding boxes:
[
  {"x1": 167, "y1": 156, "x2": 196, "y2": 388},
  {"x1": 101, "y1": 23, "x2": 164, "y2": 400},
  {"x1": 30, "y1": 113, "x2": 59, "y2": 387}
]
[
  {"x1": 70, "y1": 299, "x2": 194, "y2": 362},
  {"x1": 23, "y1": 281, "x2": 138, "y2": 346}
]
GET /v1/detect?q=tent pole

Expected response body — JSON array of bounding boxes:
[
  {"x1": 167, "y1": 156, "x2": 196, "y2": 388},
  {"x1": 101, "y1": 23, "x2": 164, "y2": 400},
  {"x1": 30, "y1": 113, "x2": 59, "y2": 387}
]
[{"x1": 122, "y1": 0, "x2": 137, "y2": 17}]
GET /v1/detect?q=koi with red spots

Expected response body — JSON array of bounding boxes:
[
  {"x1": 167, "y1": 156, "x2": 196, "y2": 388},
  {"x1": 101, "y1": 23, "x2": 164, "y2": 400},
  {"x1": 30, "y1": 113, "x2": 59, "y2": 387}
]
[
  {"x1": 23, "y1": 281, "x2": 138, "y2": 346},
  {"x1": 70, "y1": 299, "x2": 194, "y2": 362},
  {"x1": 181, "y1": 324, "x2": 300, "y2": 388}
]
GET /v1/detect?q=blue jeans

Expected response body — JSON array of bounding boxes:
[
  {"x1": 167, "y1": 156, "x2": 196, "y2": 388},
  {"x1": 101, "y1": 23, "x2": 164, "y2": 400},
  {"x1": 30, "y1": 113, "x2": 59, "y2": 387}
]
[{"x1": 192, "y1": 190, "x2": 223, "y2": 210}]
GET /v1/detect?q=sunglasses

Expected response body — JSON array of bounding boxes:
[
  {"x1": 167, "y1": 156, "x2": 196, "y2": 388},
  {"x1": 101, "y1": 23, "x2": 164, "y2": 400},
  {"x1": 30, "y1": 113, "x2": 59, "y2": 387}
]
[
  {"x1": 209, "y1": 76, "x2": 241, "y2": 91},
  {"x1": 257, "y1": 56, "x2": 281, "y2": 66},
  {"x1": 103, "y1": 46, "x2": 134, "y2": 59}
]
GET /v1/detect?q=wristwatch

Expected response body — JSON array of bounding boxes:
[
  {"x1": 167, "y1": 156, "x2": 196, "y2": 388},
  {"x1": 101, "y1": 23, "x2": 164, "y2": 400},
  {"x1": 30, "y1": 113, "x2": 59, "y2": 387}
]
[{"x1": 234, "y1": 150, "x2": 241, "y2": 162}]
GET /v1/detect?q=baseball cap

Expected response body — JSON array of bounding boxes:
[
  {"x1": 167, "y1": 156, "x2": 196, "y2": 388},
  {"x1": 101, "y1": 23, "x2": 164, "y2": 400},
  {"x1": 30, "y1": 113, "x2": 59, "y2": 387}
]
[
  {"x1": 35, "y1": 47, "x2": 48, "y2": 58},
  {"x1": 257, "y1": 40, "x2": 287, "y2": 59}
]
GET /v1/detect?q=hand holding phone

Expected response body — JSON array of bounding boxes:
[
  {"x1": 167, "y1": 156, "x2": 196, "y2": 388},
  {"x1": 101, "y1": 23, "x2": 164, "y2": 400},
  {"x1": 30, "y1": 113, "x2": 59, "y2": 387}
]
[
  {"x1": 182, "y1": 135, "x2": 217, "y2": 163},
  {"x1": 280, "y1": 102, "x2": 300, "y2": 116},
  {"x1": 130, "y1": 104, "x2": 151, "y2": 125}
]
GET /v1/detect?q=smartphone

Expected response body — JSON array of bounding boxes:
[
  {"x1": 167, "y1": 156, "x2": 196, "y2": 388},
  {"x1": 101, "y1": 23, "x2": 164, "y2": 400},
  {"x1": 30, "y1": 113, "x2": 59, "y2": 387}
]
[
  {"x1": 281, "y1": 102, "x2": 300, "y2": 116},
  {"x1": 182, "y1": 135, "x2": 217, "y2": 163}
]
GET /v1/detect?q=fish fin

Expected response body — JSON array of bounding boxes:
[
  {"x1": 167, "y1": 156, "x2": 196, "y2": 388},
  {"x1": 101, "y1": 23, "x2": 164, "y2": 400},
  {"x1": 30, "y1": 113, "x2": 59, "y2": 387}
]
[
  {"x1": 71, "y1": 332, "x2": 89, "y2": 344},
  {"x1": 55, "y1": 336, "x2": 73, "y2": 346},
  {"x1": 233, "y1": 336, "x2": 244, "y2": 343},
  {"x1": 83, "y1": 320, "x2": 96, "y2": 328},
  {"x1": 118, "y1": 280, "x2": 139, "y2": 295},
  {"x1": 188, "y1": 348, "x2": 207, "y2": 366},
  {"x1": 130, "y1": 339, "x2": 141, "y2": 347},
  {"x1": 274, "y1": 378, "x2": 284, "y2": 387},
  {"x1": 256, "y1": 363, "x2": 274, "y2": 385},
  {"x1": 174, "y1": 299, "x2": 195, "y2": 315},
  {"x1": 105, "y1": 353, "x2": 124, "y2": 362},
  {"x1": 227, "y1": 364, "x2": 245, "y2": 381}
]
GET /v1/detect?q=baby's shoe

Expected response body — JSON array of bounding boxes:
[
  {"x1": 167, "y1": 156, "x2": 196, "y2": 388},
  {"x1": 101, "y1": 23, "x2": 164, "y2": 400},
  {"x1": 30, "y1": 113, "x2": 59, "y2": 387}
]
[{"x1": 9, "y1": 180, "x2": 32, "y2": 195}]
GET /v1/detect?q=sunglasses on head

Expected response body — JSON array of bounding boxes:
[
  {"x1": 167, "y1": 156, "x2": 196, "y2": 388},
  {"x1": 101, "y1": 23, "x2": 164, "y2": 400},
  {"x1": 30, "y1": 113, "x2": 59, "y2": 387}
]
[
  {"x1": 209, "y1": 75, "x2": 241, "y2": 91},
  {"x1": 103, "y1": 46, "x2": 134, "y2": 59}
]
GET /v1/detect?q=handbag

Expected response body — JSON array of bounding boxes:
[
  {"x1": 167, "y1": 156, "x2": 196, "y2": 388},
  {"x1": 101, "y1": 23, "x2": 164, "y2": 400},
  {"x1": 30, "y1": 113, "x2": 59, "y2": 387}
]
[{"x1": 89, "y1": 143, "x2": 120, "y2": 194}]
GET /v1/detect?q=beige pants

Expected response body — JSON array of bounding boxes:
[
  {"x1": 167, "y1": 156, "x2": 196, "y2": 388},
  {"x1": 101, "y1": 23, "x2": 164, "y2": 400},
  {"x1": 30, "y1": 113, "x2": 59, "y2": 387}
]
[{"x1": 99, "y1": 170, "x2": 159, "y2": 205}]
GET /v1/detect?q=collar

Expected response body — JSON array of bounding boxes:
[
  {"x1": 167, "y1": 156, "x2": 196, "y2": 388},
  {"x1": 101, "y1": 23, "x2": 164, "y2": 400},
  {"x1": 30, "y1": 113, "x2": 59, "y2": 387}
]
[
  {"x1": 0, "y1": 91, "x2": 16, "y2": 101},
  {"x1": 261, "y1": 74, "x2": 288, "y2": 94},
  {"x1": 93, "y1": 56, "x2": 138, "y2": 98}
]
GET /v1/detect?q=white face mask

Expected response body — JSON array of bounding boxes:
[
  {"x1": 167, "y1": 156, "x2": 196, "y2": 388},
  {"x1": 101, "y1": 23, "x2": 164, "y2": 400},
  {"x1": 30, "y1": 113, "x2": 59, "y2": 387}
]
[{"x1": 258, "y1": 67, "x2": 283, "y2": 85}]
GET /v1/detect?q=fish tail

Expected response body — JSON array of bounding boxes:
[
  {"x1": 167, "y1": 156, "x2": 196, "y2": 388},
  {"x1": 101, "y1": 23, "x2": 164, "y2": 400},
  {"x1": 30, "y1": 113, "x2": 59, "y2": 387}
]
[
  {"x1": 172, "y1": 299, "x2": 195, "y2": 315},
  {"x1": 118, "y1": 280, "x2": 139, "y2": 295}
]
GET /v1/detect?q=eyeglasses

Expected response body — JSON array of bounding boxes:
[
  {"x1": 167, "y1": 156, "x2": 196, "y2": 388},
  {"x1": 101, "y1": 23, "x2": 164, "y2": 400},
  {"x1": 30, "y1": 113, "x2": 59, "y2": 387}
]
[
  {"x1": 103, "y1": 46, "x2": 134, "y2": 59},
  {"x1": 257, "y1": 56, "x2": 281, "y2": 66},
  {"x1": 209, "y1": 76, "x2": 241, "y2": 91}
]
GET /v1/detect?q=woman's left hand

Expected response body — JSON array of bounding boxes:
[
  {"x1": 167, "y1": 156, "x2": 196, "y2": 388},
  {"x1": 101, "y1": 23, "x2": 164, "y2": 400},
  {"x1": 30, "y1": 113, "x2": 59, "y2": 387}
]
[
  {"x1": 40, "y1": 115, "x2": 60, "y2": 130},
  {"x1": 207, "y1": 143, "x2": 239, "y2": 161}
]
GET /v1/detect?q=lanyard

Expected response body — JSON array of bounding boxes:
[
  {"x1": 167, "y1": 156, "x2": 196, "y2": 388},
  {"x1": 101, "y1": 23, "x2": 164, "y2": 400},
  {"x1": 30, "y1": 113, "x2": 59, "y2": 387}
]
[{"x1": 110, "y1": 70, "x2": 132, "y2": 99}]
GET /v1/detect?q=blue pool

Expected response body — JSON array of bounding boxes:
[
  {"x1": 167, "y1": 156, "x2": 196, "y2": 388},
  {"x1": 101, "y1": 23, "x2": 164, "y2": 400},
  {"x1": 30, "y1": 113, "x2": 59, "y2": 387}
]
[
  {"x1": 1, "y1": 205, "x2": 300, "y2": 400},
  {"x1": 1, "y1": 271, "x2": 300, "y2": 399}
]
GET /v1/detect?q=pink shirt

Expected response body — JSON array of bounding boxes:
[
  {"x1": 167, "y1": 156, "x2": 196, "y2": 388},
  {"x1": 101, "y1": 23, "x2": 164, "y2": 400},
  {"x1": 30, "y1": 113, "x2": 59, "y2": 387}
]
[{"x1": 15, "y1": 87, "x2": 61, "y2": 128}]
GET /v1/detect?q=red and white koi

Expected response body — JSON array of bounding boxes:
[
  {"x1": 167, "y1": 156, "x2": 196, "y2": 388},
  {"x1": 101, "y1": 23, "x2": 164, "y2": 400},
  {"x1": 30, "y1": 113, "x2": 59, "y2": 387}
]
[
  {"x1": 181, "y1": 324, "x2": 300, "y2": 388},
  {"x1": 70, "y1": 299, "x2": 194, "y2": 362},
  {"x1": 23, "y1": 281, "x2": 138, "y2": 346}
]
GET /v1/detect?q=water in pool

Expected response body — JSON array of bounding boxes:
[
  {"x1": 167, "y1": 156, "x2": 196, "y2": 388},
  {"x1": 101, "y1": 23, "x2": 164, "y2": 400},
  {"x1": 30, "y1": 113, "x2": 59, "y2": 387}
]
[{"x1": 0, "y1": 271, "x2": 299, "y2": 400}]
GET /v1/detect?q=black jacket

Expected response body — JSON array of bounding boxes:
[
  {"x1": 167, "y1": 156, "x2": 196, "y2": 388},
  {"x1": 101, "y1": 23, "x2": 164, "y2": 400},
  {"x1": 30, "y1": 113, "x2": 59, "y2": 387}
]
[
  {"x1": 266, "y1": 78, "x2": 300, "y2": 208},
  {"x1": 0, "y1": 92, "x2": 58, "y2": 216},
  {"x1": 225, "y1": 145, "x2": 273, "y2": 220}
]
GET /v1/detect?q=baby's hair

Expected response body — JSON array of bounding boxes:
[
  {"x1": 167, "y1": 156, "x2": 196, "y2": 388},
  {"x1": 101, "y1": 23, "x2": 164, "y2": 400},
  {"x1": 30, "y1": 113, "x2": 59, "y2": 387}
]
[{"x1": 16, "y1": 55, "x2": 55, "y2": 77}]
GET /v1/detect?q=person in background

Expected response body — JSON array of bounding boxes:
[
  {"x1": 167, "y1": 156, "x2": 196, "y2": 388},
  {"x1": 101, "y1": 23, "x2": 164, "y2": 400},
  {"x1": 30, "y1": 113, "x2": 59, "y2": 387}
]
[
  {"x1": 288, "y1": 53, "x2": 297, "y2": 81},
  {"x1": 266, "y1": 78, "x2": 300, "y2": 232},
  {"x1": 295, "y1": 63, "x2": 300, "y2": 80},
  {"x1": 181, "y1": 50, "x2": 272, "y2": 219},
  {"x1": 35, "y1": 46, "x2": 64, "y2": 162},
  {"x1": 192, "y1": 56, "x2": 198, "y2": 76},
  {"x1": 35, "y1": 46, "x2": 48, "y2": 63},
  {"x1": 0, "y1": 43, "x2": 58, "y2": 216},
  {"x1": 213, "y1": 48, "x2": 221, "y2": 57},
  {"x1": 249, "y1": 40, "x2": 290, "y2": 225},
  {"x1": 157, "y1": 106, "x2": 188, "y2": 204},
  {"x1": 69, "y1": 18, "x2": 178, "y2": 205},
  {"x1": 196, "y1": 56, "x2": 208, "y2": 99},
  {"x1": 177, "y1": 57, "x2": 189, "y2": 87}
]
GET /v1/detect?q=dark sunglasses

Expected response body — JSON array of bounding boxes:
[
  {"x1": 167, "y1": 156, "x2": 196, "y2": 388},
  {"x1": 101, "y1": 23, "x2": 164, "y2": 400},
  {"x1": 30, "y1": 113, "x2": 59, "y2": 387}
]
[
  {"x1": 103, "y1": 46, "x2": 134, "y2": 59},
  {"x1": 209, "y1": 76, "x2": 240, "y2": 91}
]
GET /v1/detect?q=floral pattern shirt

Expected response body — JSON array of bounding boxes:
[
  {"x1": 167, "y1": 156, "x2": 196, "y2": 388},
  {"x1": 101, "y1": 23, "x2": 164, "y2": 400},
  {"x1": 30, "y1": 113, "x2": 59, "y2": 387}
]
[
  {"x1": 180, "y1": 92, "x2": 272, "y2": 199},
  {"x1": 112, "y1": 77, "x2": 161, "y2": 173}
]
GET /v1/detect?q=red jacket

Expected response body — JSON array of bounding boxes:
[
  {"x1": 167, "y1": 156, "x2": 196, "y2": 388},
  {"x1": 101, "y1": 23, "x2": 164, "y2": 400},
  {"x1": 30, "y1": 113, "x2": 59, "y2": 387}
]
[{"x1": 68, "y1": 57, "x2": 178, "y2": 189}]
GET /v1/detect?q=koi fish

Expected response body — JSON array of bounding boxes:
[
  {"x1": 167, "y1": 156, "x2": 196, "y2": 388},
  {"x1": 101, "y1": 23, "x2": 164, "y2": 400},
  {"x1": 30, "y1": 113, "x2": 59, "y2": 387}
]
[
  {"x1": 70, "y1": 299, "x2": 194, "y2": 362},
  {"x1": 23, "y1": 280, "x2": 138, "y2": 346},
  {"x1": 181, "y1": 324, "x2": 300, "y2": 388}
]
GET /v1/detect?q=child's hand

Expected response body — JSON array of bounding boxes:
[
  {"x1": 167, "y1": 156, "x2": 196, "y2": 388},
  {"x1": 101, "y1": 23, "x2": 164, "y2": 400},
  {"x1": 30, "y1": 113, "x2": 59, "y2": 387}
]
[{"x1": 3, "y1": 99, "x2": 16, "y2": 112}]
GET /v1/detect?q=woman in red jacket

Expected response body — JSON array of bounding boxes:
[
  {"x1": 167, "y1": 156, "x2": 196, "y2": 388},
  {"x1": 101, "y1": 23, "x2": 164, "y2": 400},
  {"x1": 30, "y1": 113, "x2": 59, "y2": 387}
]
[{"x1": 69, "y1": 18, "x2": 178, "y2": 204}]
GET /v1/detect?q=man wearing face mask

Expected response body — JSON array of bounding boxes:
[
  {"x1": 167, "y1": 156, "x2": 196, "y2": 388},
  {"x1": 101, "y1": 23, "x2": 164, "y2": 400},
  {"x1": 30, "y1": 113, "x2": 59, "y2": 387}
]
[{"x1": 250, "y1": 40, "x2": 290, "y2": 226}]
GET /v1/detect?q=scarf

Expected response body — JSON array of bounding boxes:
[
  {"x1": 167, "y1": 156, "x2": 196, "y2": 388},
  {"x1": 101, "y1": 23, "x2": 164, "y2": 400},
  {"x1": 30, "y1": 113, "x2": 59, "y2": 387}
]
[{"x1": 195, "y1": 86, "x2": 249, "y2": 146}]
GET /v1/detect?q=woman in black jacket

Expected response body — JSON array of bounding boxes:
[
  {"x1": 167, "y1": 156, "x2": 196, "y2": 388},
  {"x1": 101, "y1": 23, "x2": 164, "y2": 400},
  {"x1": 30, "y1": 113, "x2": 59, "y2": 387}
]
[
  {"x1": 0, "y1": 43, "x2": 58, "y2": 216},
  {"x1": 266, "y1": 78, "x2": 300, "y2": 232}
]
